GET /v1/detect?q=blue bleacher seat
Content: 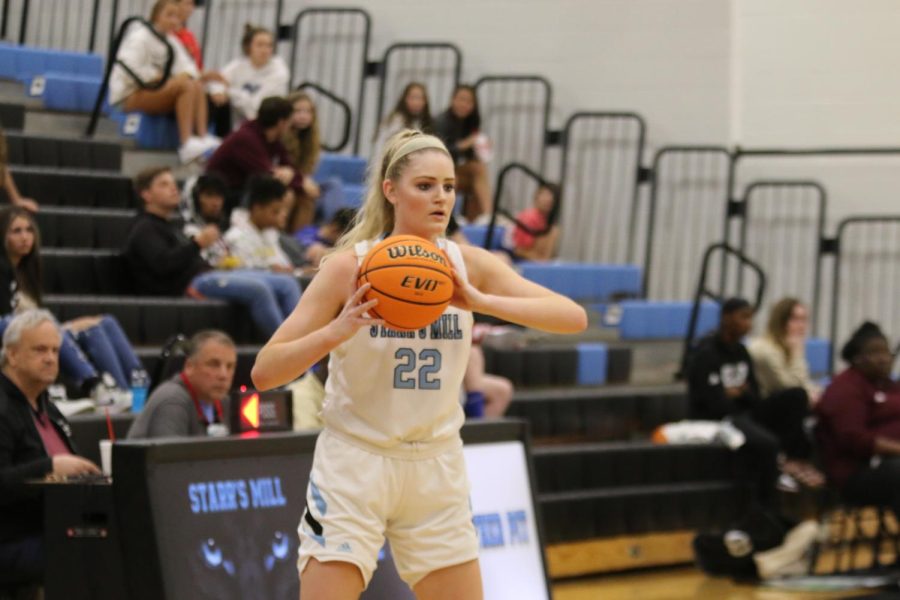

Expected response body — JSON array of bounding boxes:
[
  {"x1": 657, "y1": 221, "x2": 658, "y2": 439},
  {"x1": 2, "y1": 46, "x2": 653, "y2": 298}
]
[
  {"x1": 108, "y1": 108, "x2": 180, "y2": 150},
  {"x1": 41, "y1": 72, "x2": 103, "y2": 113},
  {"x1": 0, "y1": 46, "x2": 102, "y2": 85},
  {"x1": 518, "y1": 263, "x2": 642, "y2": 302},
  {"x1": 314, "y1": 154, "x2": 367, "y2": 185},
  {"x1": 805, "y1": 337, "x2": 831, "y2": 377},
  {"x1": 616, "y1": 300, "x2": 720, "y2": 340},
  {"x1": 577, "y1": 343, "x2": 608, "y2": 385},
  {"x1": 461, "y1": 224, "x2": 507, "y2": 250}
]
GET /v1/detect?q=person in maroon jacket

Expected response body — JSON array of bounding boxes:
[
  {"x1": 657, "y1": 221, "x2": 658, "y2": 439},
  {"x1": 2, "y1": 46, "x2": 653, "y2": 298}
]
[
  {"x1": 817, "y1": 322, "x2": 900, "y2": 513},
  {"x1": 205, "y1": 96, "x2": 301, "y2": 215}
]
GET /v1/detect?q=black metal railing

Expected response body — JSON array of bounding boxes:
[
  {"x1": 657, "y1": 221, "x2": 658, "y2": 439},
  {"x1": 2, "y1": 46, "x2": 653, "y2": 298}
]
[
  {"x1": 290, "y1": 7, "x2": 370, "y2": 154},
  {"x1": 474, "y1": 75, "x2": 552, "y2": 205},
  {"x1": 373, "y1": 42, "x2": 461, "y2": 142},
  {"x1": 483, "y1": 162, "x2": 555, "y2": 251},
  {"x1": 86, "y1": 16, "x2": 173, "y2": 137},
  {"x1": 643, "y1": 146, "x2": 731, "y2": 300},
  {"x1": 678, "y1": 242, "x2": 766, "y2": 378},
  {"x1": 292, "y1": 81, "x2": 352, "y2": 153},
  {"x1": 827, "y1": 216, "x2": 900, "y2": 374},
  {"x1": 554, "y1": 111, "x2": 646, "y2": 265},
  {"x1": 733, "y1": 180, "x2": 826, "y2": 334},
  {"x1": 2, "y1": 0, "x2": 103, "y2": 51}
]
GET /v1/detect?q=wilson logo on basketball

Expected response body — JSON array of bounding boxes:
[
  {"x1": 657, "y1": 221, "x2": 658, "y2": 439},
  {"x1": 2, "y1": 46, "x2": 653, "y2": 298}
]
[
  {"x1": 386, "y1": 245, "x2": 448, "y2": 265},
  {"x1": 400, "y1": 276, "x2": 446, "y2": 292}
]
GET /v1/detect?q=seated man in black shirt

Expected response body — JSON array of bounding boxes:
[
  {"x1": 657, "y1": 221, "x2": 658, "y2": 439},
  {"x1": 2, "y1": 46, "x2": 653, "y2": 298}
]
[
  {"x1": 687, "y1": 298, "x2": 812, "y2": 506},
  {"x1": 0, "y1": 309, "x2": 99, "y2": 591},
  {"x1": 122, "y1": 166, "x2": 301, "y2": 336}
]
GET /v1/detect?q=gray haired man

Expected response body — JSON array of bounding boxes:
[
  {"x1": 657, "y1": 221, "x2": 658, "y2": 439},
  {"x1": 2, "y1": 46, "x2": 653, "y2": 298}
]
[{"x1": 0, "y1": 309, "x2": 99, "y2": 590}]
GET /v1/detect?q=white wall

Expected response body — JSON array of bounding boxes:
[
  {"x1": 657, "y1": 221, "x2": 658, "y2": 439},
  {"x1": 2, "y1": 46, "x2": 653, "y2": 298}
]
[{"x1": 290, "y1": 0, "x2": 732, "y2": 150}]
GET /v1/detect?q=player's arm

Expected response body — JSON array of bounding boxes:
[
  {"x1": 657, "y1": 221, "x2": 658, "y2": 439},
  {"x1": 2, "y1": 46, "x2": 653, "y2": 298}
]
[
  {"x1": 251, "y1": 251, "x2": 381, "y2": 390},
  {"x1": 456, "y1": 244, "x2": 587, "y2": 334}
]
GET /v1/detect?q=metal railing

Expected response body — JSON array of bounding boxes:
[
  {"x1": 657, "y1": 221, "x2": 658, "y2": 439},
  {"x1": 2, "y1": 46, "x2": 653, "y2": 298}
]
[
  {"x1": 555, "y1": 112, "x2": 646, "y2": 265},
  {"x1": 86, "y1": 16, "x2": 172, "y2": 137},
  {"x1": 679, "y1": 242, "x2": 766, "y2": 379},
  {"x1": 643, "y1": 146, "x2": 731, "y2": 300},
  {"x1": 734, "y1": 180, "x2": 826, "y2": 334},
  {"x1": 474, "y1": 75, "x2": 552, "y2": 205},
  {"x1": 827, "y1": 216, "x2": 900, "y2": 374},
  {"x1": 483, "y1": 162, "x2": 555, "y2": 251},
  {"x1": 2, "y1": 0, "x2": 103, "y2": 51},
  {"x1": 289, "y1": 7, "x2": 370, "y2": 154},
  {"x1": 292, "y1": 81, "x2": 351, "y2": 153}
]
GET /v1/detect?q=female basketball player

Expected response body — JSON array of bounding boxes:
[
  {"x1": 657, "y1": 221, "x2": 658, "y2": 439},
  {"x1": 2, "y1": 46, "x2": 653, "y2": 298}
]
[{"x1": 252, "y1": 130, "x2": 587, "y2": 599}]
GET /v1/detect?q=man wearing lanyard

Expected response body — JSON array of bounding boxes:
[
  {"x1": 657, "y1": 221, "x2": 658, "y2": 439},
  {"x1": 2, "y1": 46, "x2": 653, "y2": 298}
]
[
  {"x1": 127, "y1": 330, "x2": 237, "y2": 439},
  {"x1": 0, "y1": 309, "x2": 100, "y2": 593}
]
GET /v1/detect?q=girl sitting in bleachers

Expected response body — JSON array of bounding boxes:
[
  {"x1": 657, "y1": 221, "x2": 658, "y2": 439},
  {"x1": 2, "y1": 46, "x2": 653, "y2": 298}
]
[
  {"x1": 221, "y1": 24, "x2": 289, "y2": 127},
  {"x1": 0, "y1": 207, "x2": 144, "y2": 402},
  {"x1": 282, "y1": 91, "x2": 344, "y2": 232},
  {"x1": 109, "y1": 0, "x2": 220, "y2": 164},
  {"x1": 373, "y1": 82, "x2": 434, "y2": 153}
]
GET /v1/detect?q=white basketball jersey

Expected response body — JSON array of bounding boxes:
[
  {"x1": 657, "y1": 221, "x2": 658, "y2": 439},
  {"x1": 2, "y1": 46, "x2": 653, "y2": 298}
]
[{"x1": 322, "y1": 238, "x2": 473, "y2": 454}]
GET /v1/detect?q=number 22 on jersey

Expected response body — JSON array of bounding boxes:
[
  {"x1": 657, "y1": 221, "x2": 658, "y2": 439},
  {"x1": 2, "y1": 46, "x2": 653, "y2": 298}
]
[{"x1": 393, "y1": 348, "x2": 442, "y2": 390}]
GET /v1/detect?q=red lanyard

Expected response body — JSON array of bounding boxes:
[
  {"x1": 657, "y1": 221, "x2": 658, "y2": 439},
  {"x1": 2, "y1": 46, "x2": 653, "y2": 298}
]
[{"x1": 180, "y1": 372, "x2": 223, "y2": 426}]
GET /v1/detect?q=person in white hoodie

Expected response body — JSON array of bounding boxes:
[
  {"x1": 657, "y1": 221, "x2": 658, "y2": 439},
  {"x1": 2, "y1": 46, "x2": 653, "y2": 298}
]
[
  {"x1": 221, "y1": 25, "x2": 289, "y2": 126},
  {"x1": 108, "y1": 0, "x2": 220, "y2": 163},
  {"x1": 224, "y1": 175, "x2": 294, "y2": 273}
]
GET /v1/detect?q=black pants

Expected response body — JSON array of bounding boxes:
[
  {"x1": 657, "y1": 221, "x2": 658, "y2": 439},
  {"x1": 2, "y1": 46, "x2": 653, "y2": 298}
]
[
  {"x1": 208, "y1": 98, "x2": 231, "y2": 138},
  {"x1": 752, "y1": 387, "x2": 812, "y2": 459},
  {"x1": 730, "y1": 387, "x2": 811, "y2": 508},
  {"x1": 0, "y1": 535, "x2": 43, "y2": 593},
  {"x1": 843, "y1": 457, "x2": 900, "y2": 517}
]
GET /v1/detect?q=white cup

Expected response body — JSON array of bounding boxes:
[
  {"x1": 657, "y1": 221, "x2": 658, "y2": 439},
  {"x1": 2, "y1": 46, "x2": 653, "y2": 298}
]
[{"x1": 99, "y1": 440, "x2": 113, "y2": 476}]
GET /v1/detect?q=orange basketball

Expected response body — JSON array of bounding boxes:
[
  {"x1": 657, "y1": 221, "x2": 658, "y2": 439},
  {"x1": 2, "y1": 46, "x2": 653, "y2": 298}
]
[{"x1": 357, "y1": 235, "x2": 454, "y2": 331}]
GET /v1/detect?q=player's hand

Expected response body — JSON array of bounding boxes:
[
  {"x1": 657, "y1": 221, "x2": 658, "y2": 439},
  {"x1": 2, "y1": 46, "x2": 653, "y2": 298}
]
[
  {"x1": 449, "y1": 268, "x2": 488, "y2": 313},
  {"x1": 52, "y1": 455, "x2": 100, "y2": 477},
  {"x1": 326, "y1": 281, "x2": 383, "y2": 344}
]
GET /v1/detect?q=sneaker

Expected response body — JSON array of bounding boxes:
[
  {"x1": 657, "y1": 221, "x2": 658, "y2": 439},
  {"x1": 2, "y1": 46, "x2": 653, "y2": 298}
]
[
  {"x1": 199, "y1": 134, "x2": 222, "y2": 159},
  {"x1": 90, "y1": 372, "x2": 119, "y2": 407},
  {"x1": 178, "y1": 136, "x2": 209, "y2": 164}
]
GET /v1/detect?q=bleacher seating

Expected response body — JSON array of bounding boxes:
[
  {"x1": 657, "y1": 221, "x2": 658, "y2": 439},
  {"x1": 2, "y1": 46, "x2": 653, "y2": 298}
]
[
  {"x1": 6, "y1": 132, "x2": 122, "y2": 170},
  {"x1": 8, "y1": 167, "x2": 135, "y2": 208}
]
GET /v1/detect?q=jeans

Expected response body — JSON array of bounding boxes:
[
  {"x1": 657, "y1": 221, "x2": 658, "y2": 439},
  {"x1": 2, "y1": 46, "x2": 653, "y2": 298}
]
[
  {"x1": 0, "y1": 316, "x2": 96, "y2": 386},
  {"x1": 74, "y1": 316, "x2": 143, "y2": 389},
  {"x1": 191, "y1": 269, "x2": 301, "y2": 336}
]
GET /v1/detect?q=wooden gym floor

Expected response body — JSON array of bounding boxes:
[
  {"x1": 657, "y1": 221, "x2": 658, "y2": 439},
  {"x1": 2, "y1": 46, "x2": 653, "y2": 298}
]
[{"x1": 551, "y1": 566, "x2": 869, "y2": 599}]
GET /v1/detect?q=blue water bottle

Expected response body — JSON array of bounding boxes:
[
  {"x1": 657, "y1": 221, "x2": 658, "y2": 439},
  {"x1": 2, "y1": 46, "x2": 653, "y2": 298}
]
[{"x1": 130, "y1": 368, "x2": 149, "y2": 412}]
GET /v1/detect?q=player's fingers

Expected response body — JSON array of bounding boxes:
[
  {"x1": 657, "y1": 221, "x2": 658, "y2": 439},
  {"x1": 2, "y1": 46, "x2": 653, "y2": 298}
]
[
  {"x1": 349, "y1": 282, "x2": 372, "y2": 306},
  {"x1": 351, "y1": 298, "x2": 379, "y2": 315}
]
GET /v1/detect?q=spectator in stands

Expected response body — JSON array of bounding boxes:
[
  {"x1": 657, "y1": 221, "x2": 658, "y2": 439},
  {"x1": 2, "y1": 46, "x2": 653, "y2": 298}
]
[
  {"x1": 206, "y1": 96, "x2": 300, "y2": 211},
  {"x1": 173, "y1": 0, "x2": 231, "y2": 136},
  {"x1": 291, "y1": 207, "x2": 356, "y2": 271},
  {"x1": 434, "y1": 84, "x2": 492, "y2": 222},
  {"x1": 283, "y1": 91, "x2": 345, "y2": 232},
  {"x1": 0, "y1": 310, "x2": 100, "y2": 591},
  {"x1": 512, "y1": 183, "x2": 560, "y2": 261},
  {"x1": 687, "y1": 298, "x2": 820, "y2": 506},
  {"x1": 373, "y1": 82, "x2": 434, "y2": 154},
  {"x1": 224, "y1": 175, "x2": 294, "y2": 273},
  {"x1": 749, "y1": 297, "x2": 822, "y2": 403},
  {"x1": 181, "y1": 173, "x2": 233, "y2": 268},
  {"x1": 463, "y1": 344, "x2": 513, "y2": 418},
  {"x1": 124, "y1": 166, "x2": 301, "y2": 336},
  {"x1": 221, "y1": 24, "x2": 289, "y2": 126},
  {"x1": 109, "y1": 0, "x2": 221, "y2": 164},
  {"x1": 0, "y1": 207, "x2": 142, "y2": 399},
  {"x1": 128, "y1": 330, "x2": 236, "y2": 439},
  {"x1": 817, "y1": 322, "x2": 900, "y2": 514},
  {"x1": 0, "y1": 130, "x2": 37, "y2": 213}
]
